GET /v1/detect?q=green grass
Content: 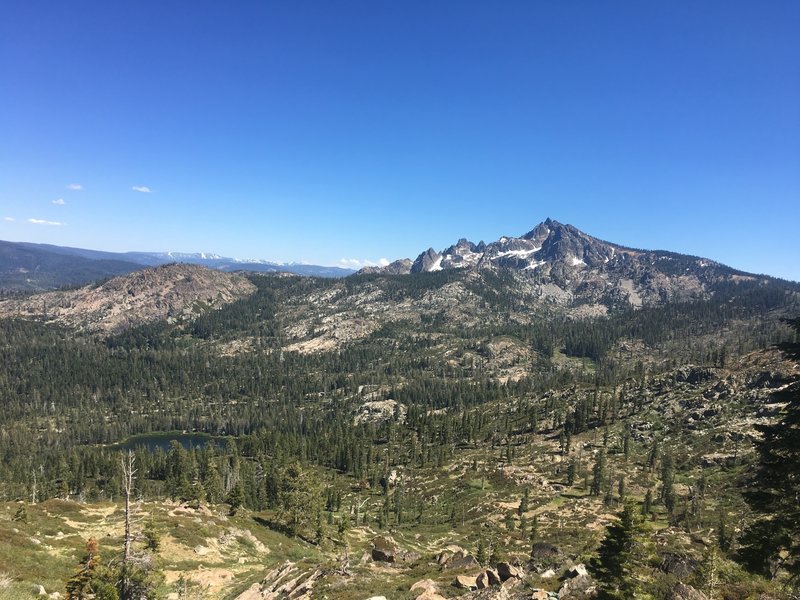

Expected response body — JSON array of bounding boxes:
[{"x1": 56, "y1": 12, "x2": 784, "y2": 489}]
[{"x1": 0, "y1": 523, "x2": 78, "y2": 594}]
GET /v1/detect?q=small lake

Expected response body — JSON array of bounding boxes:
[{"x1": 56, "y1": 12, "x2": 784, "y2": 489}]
[{"x1": 113, "y1": 432, "x2": 225, "y2": 453}]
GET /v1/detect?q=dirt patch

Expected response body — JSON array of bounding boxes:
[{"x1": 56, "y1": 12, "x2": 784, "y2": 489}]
[
  {"x1": 61, "y1": 506, "x2": 121, "y2": 538},
  {"x1": 160, "y1": 534, "x2": 225, "y2": 564},
  {"x1": 164, "y1": 566, "x2": 242, "y2": 596}
]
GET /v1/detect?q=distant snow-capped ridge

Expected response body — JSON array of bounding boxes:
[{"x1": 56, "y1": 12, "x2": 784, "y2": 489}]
[
  {"x1": 361, "y1": 218, "x2": 618, "y2": 275},
  {"x1": 357, "y1": 218, "x2": 770, "y2": 307},
  {"x1": 139, "y1": 252, "x2": 351, "y2": 275},
  {"x1": 362, "y1": 218, "x2": 729, "y2": 276},
  {"x1": 162, "y1": 251, "x2": 224, "y2": 261},
  {"x1": 159, "y1": 253, "x2": 314, "y2": 268}
]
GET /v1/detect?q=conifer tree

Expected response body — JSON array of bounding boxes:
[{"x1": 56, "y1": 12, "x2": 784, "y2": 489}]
[
  {"x1": 226, "y1": 482, "x2": 244, "y2": 516},
  {"x1": 642, "y1": 489, "x2": 653, "y2": 517},
  {"x1": 591, "y1": 450, "x2": 607, "y2": 496},
  {"x1": 739, "y1": 318, "x2": 800, "y2": 581},
  {"x1": 566, "y1": 459, "x2": 577, "y2": 486},
  {"x1": 476, "y1": 537, "x2": 487, "y2": 566},
  {"x1": 590, "y1": 500, "x2": 648, "y2": 600},
  {"x1": 518, "y1": 487, "x2": 529, "y2": 515},
  {"x1": 66, "y1": 538, "x2": 101, "y2": 599}
]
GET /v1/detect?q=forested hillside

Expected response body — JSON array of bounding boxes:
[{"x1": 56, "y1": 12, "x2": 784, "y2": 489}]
[{"x1": 0, "y1": 267, "x2": 798, "y2": 599}]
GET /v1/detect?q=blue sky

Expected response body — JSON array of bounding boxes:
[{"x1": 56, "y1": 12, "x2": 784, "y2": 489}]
[{"x1": 1, "y1": 1, "x2": 798, "y2": 279}]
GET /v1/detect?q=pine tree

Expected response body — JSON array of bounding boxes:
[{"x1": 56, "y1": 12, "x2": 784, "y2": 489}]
[
  {"x1": 566, "y1": 459, "x2": 577, "y2": 487},
  {"x1": 518, "y1": 487, "x2": 529, "y2": 515},
  {"x1": 591, "y1": 450, "x2": 606, "y2": 496},
  {"x1": 623, "y1": 430, "x2": 631, "y2": 462},
  {"x1": 476, "y1": 537, "x2": 488, "y2": 566},
  {"x1": 226, "y1": 482, "x2": 244, "y2": 516},
  {"x1": 143, "y1": 520, "x2": 161, "y2": 552},
  {"x1": 739, "y1": 318, "x2": 800, "y2": 581},
  {"x1": 505, "y1": 512, "x2": 515, "y2": 531},
  {"x1": 695, "y1": 546, "x2": 721, "y2": 600},
  {"x1": 642, "y1": 489, "x2": 653, "y2": 517},
  {"x1": 590, "y1": 501, "x2": 648, "y2": 600},
  {"x1": 489, "y1": 536, "x2": 501, "y2": 565},
  {"x1": 530, "y1": 515, "x2": 539, "y2": 547},
  {"x1": 66, "y1": 538, "x2": 101, "y2": 599}
]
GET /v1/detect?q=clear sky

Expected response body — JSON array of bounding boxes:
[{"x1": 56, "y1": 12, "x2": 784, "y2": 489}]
[{"x1": 1, "y1": 1, "x2": 798, "y2": 279}]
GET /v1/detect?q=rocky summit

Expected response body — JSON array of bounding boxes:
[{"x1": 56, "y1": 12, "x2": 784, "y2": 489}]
[
  {"x1": 0, "y1": 263, "x2": 256, "y2": 334},
  {"x1": 363, "y1": 218, "x2": 758, "y2": 308}
]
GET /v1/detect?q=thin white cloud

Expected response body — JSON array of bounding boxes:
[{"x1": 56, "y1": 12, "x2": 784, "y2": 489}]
[
  {"x1": 3, "y1": 216, "x2": 14, "y2": 221},
  {"x1": 28, "y1": 218, "x2": 63, "y2": 226},
  {"x1": 132, "y1": 185, "x2": 152, "y2": 193},
  {"x1": 52, "y1": 198, "x2": 66, "y2": 205},
  {"x1": 66, "y1": 183, "x2": 83, "y2": 191},
  {"x1": 338, "y1": 258, "x2": 390, "y2": 269}
]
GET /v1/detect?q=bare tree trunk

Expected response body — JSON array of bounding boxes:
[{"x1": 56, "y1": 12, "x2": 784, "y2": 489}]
[
  {"x1": 121, "y1": 450, "x2": 136, "y2": 599},
  {"x1": 122, "y1": 450, "x2": 136, "y2": 562}
]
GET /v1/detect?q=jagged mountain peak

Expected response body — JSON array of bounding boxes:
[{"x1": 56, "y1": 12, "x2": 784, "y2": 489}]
[
  {"x1": 411, "y1": 248, "x2": 443, "y2": 273},
  {"x1": 359, "y1": 219, "x2": 764, "y2": 309},
  {"x1": 371, "y1": 219, "x2": 617, "y2": 276}
]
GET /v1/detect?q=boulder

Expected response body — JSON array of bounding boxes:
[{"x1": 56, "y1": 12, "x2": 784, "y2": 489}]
[
  {"x1": 436, "y1": 550, "x2": 451, "y2": 566},
  {"x1": 564, "y1": 564, "x2": 588, "y2": 578},
  {"x1": 669, "y1": 583, "x2": 708, "y2": 600},
  {"x1": 476, "y1": 568, "x2": 504, "y2": 589},
  {"x1": 532, "y1": 590, "x2": 550, "y2": 600},
  {"x1": 558, "y1": 574, "x2": 592, "y2": 599},
  {"x1": 411, "y1": 579, "x2": 437, "y2": 594},
  {"x1": 486, "y1": 569, "x2": 502, "y2": 586},
  {"x1": 411, "y1": 579, "x2": 447, "y2": 600},
  {"x1": 501, "y1": 577, "x2": 522, "y2": 591},
  {"x1": 34, "y1": 585, "x2": 46, "y2": 596},
  {"x1": 540, "y1": 569, "x2": 557, "y2": 579},
  {"x1": 531, "y1": 542, "x2": 561, "y2": 560},
  {"x1": 476, "y1": 572, "x2": 490, "y2": 589},
  {"x1": 463, "y1": 587, "x2": 512, "y2": 599},
  {"x1": 416, "y1": 593, "x2": 447, "y2": 600},
  {"x1": 454, "y1": 574, "x2": 478, "y2": 590},
  {"x1": 659, "y1": 552, "x2": 699, "y2": 579},
  {"x1": 446, "y1": 555, "x2": 481, "y2": 570},
  {"x1": 675, "y1": 366, "x2": 715, "y2": 385},
  {"x1": 496, "y1": 562, "x2": 521, "y2": 581},
  {"x1": 371, "y1": 536, "x2": 397, "y2": 563}
]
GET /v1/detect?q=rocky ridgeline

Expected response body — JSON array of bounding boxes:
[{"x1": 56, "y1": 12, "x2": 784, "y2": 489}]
[
  {"x1": 0, "y1": 263, "x2": 257, "y2": 333},
  {"x1": 362, "y1": 218, "x2": 760, "y2": 308}
]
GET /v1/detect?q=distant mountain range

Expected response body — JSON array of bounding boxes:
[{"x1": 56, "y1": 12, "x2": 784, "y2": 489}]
[
  {"x1": 4, "y1": 218, "x2": 796, "y2": 353},
  {"x1": 2, "y1": 219, "x2": 792, "y2": 297},
  {"x1": 0, "y1": 241, "x2": 356, "y2": 292},
  {"x1": 364, "y1": 218, "x2": 737, "y2": 276},
  {"x1": 360, "y1": 218, "x2": 781, "y2": 308}
]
